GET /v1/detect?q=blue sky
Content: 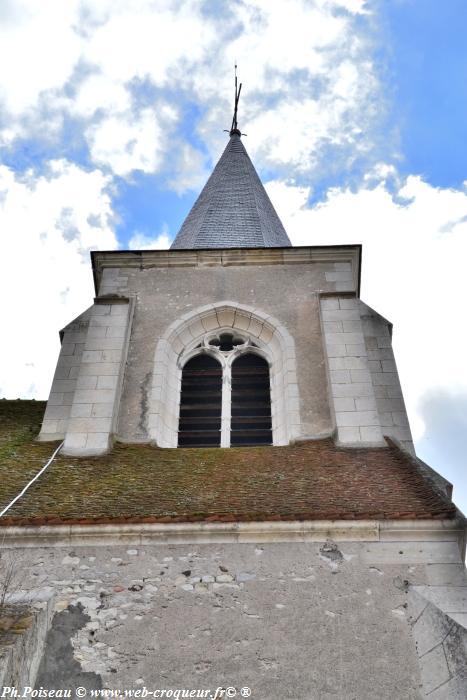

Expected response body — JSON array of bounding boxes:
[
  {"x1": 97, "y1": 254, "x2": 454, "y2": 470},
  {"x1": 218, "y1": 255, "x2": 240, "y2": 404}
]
[
  {"x1": 378, "y1": 0, "x2": 467, "y2": 188},
  {"x1": 0, "y1": 0, "x2": 466, "y2": 512}
]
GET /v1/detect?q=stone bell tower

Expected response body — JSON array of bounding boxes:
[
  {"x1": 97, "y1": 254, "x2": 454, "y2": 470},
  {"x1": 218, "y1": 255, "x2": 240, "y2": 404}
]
[
  {"x1": 38, "y1": 124, "x2": 413, "y2": 459},
  {"x1": 2, "y1": 83, "x2": 466, "y2": 698}
]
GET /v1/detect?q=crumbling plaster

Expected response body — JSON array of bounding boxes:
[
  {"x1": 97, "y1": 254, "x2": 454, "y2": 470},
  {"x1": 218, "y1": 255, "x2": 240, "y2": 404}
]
[{"x1": 3, "y1": 534, "x2": 467, "y2": 699}]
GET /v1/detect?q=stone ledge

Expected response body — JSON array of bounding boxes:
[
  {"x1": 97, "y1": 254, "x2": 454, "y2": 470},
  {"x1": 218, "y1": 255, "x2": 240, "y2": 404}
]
[{"x1": 0, "y1": 518, "x2": 464, "y2": 549}]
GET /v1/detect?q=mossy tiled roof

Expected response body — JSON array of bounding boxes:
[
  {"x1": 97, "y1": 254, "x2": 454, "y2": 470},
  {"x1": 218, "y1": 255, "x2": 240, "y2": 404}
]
[{"x1": 0, "y1": 400, "x2": 456, "y2": 526}]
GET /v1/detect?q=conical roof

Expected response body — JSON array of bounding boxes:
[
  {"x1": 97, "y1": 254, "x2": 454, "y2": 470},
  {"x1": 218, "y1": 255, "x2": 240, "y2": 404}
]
[{"x1": 170, "y1": 133, "x2": 291, "y2": 249}]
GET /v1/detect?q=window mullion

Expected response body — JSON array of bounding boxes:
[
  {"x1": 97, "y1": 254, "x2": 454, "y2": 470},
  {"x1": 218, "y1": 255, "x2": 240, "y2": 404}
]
[{"x1": 220, "y1": 363, "x2": 231, "y2": 447}]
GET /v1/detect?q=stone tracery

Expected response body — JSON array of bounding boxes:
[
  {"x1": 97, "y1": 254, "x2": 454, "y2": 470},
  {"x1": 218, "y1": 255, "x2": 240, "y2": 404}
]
[
  {"x1": 148, "y1": 302, "x2": 300, "y2": 448},
  {"x1": 178, "y1": 331, "x2": 272, "y2": 448}
]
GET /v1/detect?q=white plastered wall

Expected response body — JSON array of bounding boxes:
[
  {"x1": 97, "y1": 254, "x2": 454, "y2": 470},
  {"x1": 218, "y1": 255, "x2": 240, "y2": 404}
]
[{"x1": 148, "y1": 302, "x2": 300, "y2": 448}]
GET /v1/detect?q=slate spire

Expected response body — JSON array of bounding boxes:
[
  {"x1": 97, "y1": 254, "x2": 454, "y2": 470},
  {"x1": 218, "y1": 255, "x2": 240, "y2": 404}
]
[
  {"x1": 172, "y1": 68, "x2": 290, "y2": 250},
  {"x1": 170, "y1": 132, "x2": 292, "y2": 249}
]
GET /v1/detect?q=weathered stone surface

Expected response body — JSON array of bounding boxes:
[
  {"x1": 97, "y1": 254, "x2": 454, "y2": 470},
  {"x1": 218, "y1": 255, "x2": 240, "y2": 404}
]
[
  {"x1": 0, "y1": 535, "x2": 465, "y2": 698},
  {"x1": 0, "y1": 596, "x2": 53, "y2": 690},
  {"x1": 116, "y1": 262, "x2": 336, "y2": 443},
  {"x1": 419, "y1": 644, "x2": 451, "y2": 694},
  {"x1": 0, "y1": 540, "x2": 443, "y2": 698},
  {"x1": 61, "y1": 298, "x2": 132, "y2": 456},
  {"x1": 35, "y1": 603, "x2": 103, "y2": 691}
]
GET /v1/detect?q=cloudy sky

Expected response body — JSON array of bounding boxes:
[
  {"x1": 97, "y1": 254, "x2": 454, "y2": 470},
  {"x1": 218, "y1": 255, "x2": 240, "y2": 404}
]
[{"x1": 1, "y1": 0, "x2": 466, "y2": 511}]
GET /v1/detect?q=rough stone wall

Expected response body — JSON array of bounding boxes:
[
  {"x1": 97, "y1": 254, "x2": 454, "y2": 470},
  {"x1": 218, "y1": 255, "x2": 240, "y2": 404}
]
[
  {"x1": 0, "y1": 593, "x2": 54, "y2": 689},
  {"x1": 4, "y1": 538, "x2": 467, "y2": 699},
  {"x1": 35, "y1": 603, "x2": 102, "y2": 692},
  {"x1": 38, "y1": 309, "x2": 91, "y2": 441}
]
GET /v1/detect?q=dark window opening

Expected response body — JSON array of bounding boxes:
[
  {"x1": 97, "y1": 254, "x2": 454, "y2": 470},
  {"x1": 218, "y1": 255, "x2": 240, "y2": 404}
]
[
  {"x1": 231, "y1": 353, "x2": 272, "y2": 446},
  {"x1": 178, "y1": 354, "x2": 222, "y2": 447}
]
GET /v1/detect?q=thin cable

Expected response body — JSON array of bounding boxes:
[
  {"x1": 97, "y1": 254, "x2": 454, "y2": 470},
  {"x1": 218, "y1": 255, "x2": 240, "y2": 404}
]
[{"x1": 0, "y1": 441, "x2": 64, "y2": 518}]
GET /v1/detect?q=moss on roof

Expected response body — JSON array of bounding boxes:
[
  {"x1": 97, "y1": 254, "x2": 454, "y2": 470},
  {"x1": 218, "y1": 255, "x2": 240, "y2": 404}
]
[{"x1": 0, "y1": 400, "x2": 456, "y2": 526}]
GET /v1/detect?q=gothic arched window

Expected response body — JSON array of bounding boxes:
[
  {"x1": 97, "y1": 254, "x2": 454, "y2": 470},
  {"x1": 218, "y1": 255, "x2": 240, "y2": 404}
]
[{"x1": 177, "y1": 333, "x2": 272, "y2": 448}]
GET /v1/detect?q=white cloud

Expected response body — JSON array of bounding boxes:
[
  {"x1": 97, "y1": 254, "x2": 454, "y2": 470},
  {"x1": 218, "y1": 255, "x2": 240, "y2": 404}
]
[
  {"x1": 168, "y1": 143, "x2": 208, "y2": 194},
  {"x1": 129, "y1": 230, "x2": 171, "y2": 250},
  {"x1": 332, "y1": 0, "x2": 368, "y2": 14},
  {"x1": 86, "y1": 105, "x2": 177, "y2": 177},
  {"x1": 266, "y1": 175, "x2": 467, "y2": 440},
  {"x1": 0, "y1": 0, "x2": 81, "y2": 114},
  {"x1": 0, "y1": 160, "x2": 118, "y2": 399},
  {"x1": 82, "y1": 1, "x2": 217, "y2": 85},
  {"x1": 72, "y1": 74, "x2": 131, "y2": 119},
  {"x1": 194, "y1": 0, "x2": 380, "y2": 178},
  {"x1": 0, "y1": 1, "x2": 382, "y2": 186},
  {"x1": 0, "y1": 0, "x2": 219, "y2": 172}
]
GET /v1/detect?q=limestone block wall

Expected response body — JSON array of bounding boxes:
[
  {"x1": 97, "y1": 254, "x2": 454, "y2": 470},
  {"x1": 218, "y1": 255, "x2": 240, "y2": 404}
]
[
  {"x1": 38, "y1": 309, "x2": 91, "y2": 441},
  {"x1": 98, "y1": 267, "x2": 129, "y2": 296},
  {"x1": 61, "y1": 297, "x2": 134, "y2": 456},
  {"x1": 360, "y1": 302, "x2": 414, "y2": 454},
  {"x1": 321, "y1": 296, "x2": 385, "y2": 446},
  {"x1": 321, "y1": 296, "x2": 414, "y2": 451},
  {"x1": 323, "y1": 259, "x2": 355, "y2": 291}
]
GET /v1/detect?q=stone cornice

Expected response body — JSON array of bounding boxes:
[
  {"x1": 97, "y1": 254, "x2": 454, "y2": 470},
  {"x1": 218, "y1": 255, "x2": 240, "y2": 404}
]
[
  {"x1": 91, "y1": 245, "x2": 362, "y2": 296},
  {"x1": 0, "y1": 517, "x2": 463, "y2": 550}
]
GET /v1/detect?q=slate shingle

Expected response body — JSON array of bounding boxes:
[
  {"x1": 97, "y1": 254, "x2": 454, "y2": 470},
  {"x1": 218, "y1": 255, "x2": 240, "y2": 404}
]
[{"x1": 171, "y1": 134, "x2": 291, "y2": 249}]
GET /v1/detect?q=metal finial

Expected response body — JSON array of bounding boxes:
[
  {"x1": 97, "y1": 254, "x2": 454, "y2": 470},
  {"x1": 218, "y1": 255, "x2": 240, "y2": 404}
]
[{"x1": 230, "y1": 63, "x2": 242, "y2": 136}]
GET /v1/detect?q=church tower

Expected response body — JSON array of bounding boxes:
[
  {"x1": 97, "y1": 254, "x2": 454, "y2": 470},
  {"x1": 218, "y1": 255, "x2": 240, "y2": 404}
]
[
  {"x1": 3, "y1": 86, "x2": 466, "y2": 697},
  {"x1": 37, "y1": 122, "x2": 415, "y2": 458}
]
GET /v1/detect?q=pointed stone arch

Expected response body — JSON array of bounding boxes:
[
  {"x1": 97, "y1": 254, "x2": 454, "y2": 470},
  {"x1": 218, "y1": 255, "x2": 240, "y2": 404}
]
[{"x1": 148, "y1": 301, "x2": 300, "y2": 447}]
